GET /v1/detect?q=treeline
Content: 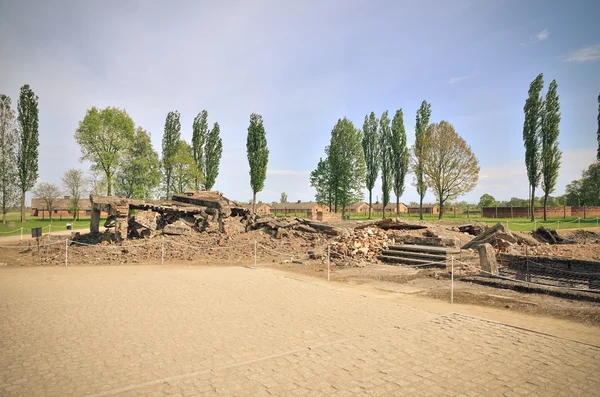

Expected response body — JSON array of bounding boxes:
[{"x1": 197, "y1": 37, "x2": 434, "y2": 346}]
[{"x1": 310, "y1": 101, "x2": 480, "y2": 220}]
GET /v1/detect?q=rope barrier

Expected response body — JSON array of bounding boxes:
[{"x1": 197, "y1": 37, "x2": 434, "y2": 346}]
[
  {"x1": 169, "y1": 240, "x2": 253, "y2": 251},
  {"x1": 69, "y1": 240, "x2": 162, "y2": 248},
  {"x1": 0, "y1": 240, "x2": 65, "y2": 249}
]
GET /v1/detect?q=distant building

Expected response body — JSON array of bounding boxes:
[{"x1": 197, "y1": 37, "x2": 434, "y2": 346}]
[
  {"x1": 345, "y1": 202, "x2": 371, "y2": 214},
  {"x1": 407, "y1": 204, "x2": 440, "y2": 215},
  {"x1": 271, "y1": 201, "x2": 330, "y2": 220},
  {"x1": 237, "y1": 202, "x2": 272, "y2": 215},
  {"x1": 30, "y1": 197, "x2": 107, "y2": 218},
  {"x1": 371, "y1": 202, "x2": 408, "y2": 215}
]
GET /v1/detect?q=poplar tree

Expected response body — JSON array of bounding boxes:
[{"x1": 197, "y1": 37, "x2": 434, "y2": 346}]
[
  {"x1": 390, "y1": 109, "x2": 409, "y2": 216},
  {"x1": 597, "y1": 93, "x2": 599, "y2": 161},
  {"x1": 16, "y1": 84, "x2": 39, "y2": 222},
  {"x1": 246, "y1": 113, "x2": 269, "y2": 212},
  {"x1": 0, "y1": 94, "x2": 19, "y2": 224},
  {"x1": 361, "y1": 112, "x2": 379, "y2": 219},
  {"x1": 522, "y1": 73, "x2": 544, "y2": 221},
  {"x1": 192, "y1": 110, "x2": 208, "y2": 189},
  {"x1": 204, "y1": 122, "x2": 223, "y2": 190},
  {"x1": 379, "y1": 111, "x2": 392, "y2": 219},
  {"x1": 162, "y1": 111, "x2": 181, "y2": 198},
  {"x1": 411, "y1": 101, "x2": 431, "y2": 220},
  {"x1": 540, "y1": 80, "x2": 562, "y2": 221}
]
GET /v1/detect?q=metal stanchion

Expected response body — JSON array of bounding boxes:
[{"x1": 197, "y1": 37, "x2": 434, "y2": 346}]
[
  {"x1": 451, "y1": 256, "x2": 454, "y2": 304},
  {"x1": 578, "y1": 218, "x2": 581, "y2": 228},
  {"x1": 161, "y1": 236, "x2": 165, "y2": 265},
  {"x1": 254, "y1": 240, "x2": 257, "y2": 268},
  {"x1": 65, "y1": 239, "x2": 68, "y2": 266},
  {"x1": 327, "y1": 244, "x2": 330, "y2": 282},
  {"x1": 20, "y1": 227, "x2": 23, "y2": 240}
]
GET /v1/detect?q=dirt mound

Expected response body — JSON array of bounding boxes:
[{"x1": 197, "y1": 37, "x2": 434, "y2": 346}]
[{"x1": 566, "y1": 230, "x2": 600, "y2": 244}]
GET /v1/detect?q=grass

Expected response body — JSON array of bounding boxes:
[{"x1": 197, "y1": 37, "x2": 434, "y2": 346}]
[{"x1": 0, "y1": 212, "x2": 100, "y2": 238}]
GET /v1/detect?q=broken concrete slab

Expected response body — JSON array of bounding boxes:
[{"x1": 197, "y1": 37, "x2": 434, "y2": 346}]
[{"x1": 478, "y1": 243, "x2": 498, "y2": 276}]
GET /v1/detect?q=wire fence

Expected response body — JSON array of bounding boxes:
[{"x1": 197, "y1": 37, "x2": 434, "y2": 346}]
[{"x1": 500, "y1": 217, "x2": 600, "y2": 231}]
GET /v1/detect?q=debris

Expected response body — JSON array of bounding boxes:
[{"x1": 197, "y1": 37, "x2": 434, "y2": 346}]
[
  {"x1": 355, "y1": 218, "x2": 427, "y2": 231},
  {"x1": 478, "y1": 243, "x2": 498, "y2": 275},
  {"x1": 458, "y1": 224, "x2": 486, "y2": 236},
  {"x1": 533, "y1": 226, "x2": 571, "y2": 244},
  {"x1": 462, "y1": 223, "x2": 539, "y2": 250},
  {"x1": 163, "y1": 220, "x2": 192, "y2": 235}
]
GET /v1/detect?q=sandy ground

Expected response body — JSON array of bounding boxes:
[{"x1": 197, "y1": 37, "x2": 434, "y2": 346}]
[{"x1": 0, "y1": 265, "x2": 598, "y2": 397}]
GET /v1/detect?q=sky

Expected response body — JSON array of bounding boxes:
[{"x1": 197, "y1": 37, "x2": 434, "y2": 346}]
[{"x1": 1, "y1": 0, "x2": 599, "y2": 205}]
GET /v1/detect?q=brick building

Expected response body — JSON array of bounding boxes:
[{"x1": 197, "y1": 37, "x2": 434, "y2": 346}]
[
  {"x1": 271, "y1": 201, "x2": 330, "y2": 220},
  {"x1": 31, "y1": 197, "x2": 100, "y2": 219},
  {"x1": 407, "y1": 204, "x2": 440, "y2": 215},
  {"x1": 371, "y1": 202, "x2": 408, "y2": 215},
  {"x1": 482, "y1": 206, "x2": 600, "y2": 218},
  {"x1": 345, "y1": 202, "x2": 371, "y2": 214},
  {"x1": 238, "y1": 203, "x2": 272, "y2": 215}
]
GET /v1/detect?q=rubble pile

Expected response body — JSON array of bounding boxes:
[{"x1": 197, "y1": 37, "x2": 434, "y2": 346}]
[
  {"x1": 329, "y1": 227, "x2": 390, "y2": 266},
  {"x1": 532, "y1": 226, "x2": 572, "y2": 245},
  {"x1": 462, "y1": 222, "x2": 539, "y2": 251}
]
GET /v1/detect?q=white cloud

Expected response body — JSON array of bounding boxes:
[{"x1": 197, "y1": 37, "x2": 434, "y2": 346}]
[
  {"x1": 563, "y1": 44, "x2": 600, "y2": 62},
  {"x1": 520, "y1": 28, "x2": 549, "y2": 45},
  {"x1": 448, "y1": 70, "x2": 477, "y2": 84}
]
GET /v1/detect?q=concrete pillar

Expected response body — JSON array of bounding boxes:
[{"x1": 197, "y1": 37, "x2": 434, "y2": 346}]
[
  {"x1": 478, "y1": 243, "x2": 498, "y2": 276},
  {"x1": 91, "y1": 207, "x2": 100, "y2": 234}
]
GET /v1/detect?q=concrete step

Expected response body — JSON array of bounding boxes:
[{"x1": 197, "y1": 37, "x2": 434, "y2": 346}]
[
  {"x1": 378, "y1": 255, "x2": 447, "y2": 268},
  {"x1": 381, "y1": 249, "x2": 447, "y2": 261},
  {"x1": 387, "y1": 244, "x2": 460, "y2": 255}
]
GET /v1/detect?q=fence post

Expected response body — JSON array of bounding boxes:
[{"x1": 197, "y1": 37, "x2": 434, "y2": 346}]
[
  {"x1": 533, "y1": 220, "x2": 536, "y2": 231},
  {"x1": 597, "y1": 217, "x2": 599, "y2": 228},
  {"x1": 161, "y1": 236, "x2": 164, "y2": 265},
  {"x1": 65, "y1": 238, "x2": 68, "y2": 267},
  {"x1": 578, "y1": 218, "x2": 581, "y2": 228},
  {"x1": 450, "y1": 256, "x2": 454, "y2": 304},
  {"x1": 254, "y1": 240, "x2": 257, "y2": 268},
  {"x1": 20, "y1": 227, "x2": 23, "y2": 240},
  {"x1": 327, "y1": 244, "x2": 331, "y2": 282},
  {"x1": 49, "y1": 224, "x2": 51, "y2": 234},
  {"x1": 557, "y1": 220, "x2": 560, "y2": 230}
]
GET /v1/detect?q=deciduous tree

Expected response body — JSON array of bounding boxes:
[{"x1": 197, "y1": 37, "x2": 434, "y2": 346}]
[
  {"x1": 362, "y1": 112, "x2": 379, "y2": 219},
  {"x1": 192, "y1": 110, "x2": 208, "y2": 189},
  {"x1": 310, "y1": 157, "x2": 333, "y2": 210},
  {"x1": 0, "y1": 94, "x2": 19, "y2": 224},
  {"x1": 204, "y1": 122, "x2": 223, "y2": 190},
  {"x1": 246, "y1": 113, "x2": 269, "y2": 212},
  {"x1": 379, "y1": 111, "x2": 392, "y2": 219},
  {"x1": 162, "y1": 111, "x2": 181, "y2": 198},
  {"x1": 170, "y1": 140, "x2": 200, "y2": 194},
  {"x1": 421, "y1": 121, "x2": 480, "y2": 219},
  {"x1": 411, "y1": 100, "x2": 432, "y2": 220},
  {"x1": 478, "y1": 194, "x2": 496, "y2": 208},
  {"x1": 523, "y1": 73, "x2": 544, "y2": 221},
  {"x1": 62, "y1": 169, "x2": 86, "y2": 220},
  {"x1": 16, "y1": 84, "x2": 39, "y2": 222},
  {"x1": 540, "y1": 80, "x2": 562, "y2": 221},
  {"x1": 326, "y1": 118, "x2": 366, "y2": 216},
  {"x1": 115, "y1": 127, "x2": 160, "y2": 199},
  {"x1": 280, "y1": 192, "x2": 288, "y2": 203},
  {"x1": 32, "y1": 182, "x2": 62, "y2": 221},
  {"x1": 75, "y1": 107, "x2": 135, "y2": 196},
  {"x1": 390, "y1": 109, "x2": 408, "y2": 217}
]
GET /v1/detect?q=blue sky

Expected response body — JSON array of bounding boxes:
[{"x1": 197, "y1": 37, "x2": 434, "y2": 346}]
[{"x1": 1, "y1": 0, "x2": 599, "y2": 205}]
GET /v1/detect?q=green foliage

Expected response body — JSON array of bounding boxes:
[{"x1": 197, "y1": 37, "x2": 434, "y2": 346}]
[
  {"x1": 280, "y1": 192, "x2": 288, "y2": 203},
  {"x1": 326, "y1": 118, "x2": 366, "y2": 215},
  {"x1": 421, "y1": 121, "x2": 479, "y2": 219},
  {"x1": 361, "y1": 111, "x2": 379, "y2": 217},
  {"x1": 411, "y1": 100, "x2": 432, "y2": 219},
  {"x1": 522, "y1": 73, "x2": 544, "y2": 220},
  {"x1": 16, "y1": 84, "x2": 39, "y2": 222},
  {"x1": 75, "y1": 106, "x2": 135, "y2": 196},
  {"x1": 246, "y1": 113, "x2": 269, "y2": 209},
  {"x1": 310, "y1": 157, "x2": 333, "y2": 209},
  {"x1": 569, "y1": 162, "x2": 600, "y2": 206},
  {"x1": 161, "y1": 111, "x2": 181, "y2": 198},
  {"x1": 540, "y1": 79, "x2": 562, "y2": 220},
  {"x1": 62, "y1": 169, "x2": 86, "y2": 219},
  {"x1": 115, "y1": 127, "x2": 160, "y2": 199},
  {"x1": 390, "y1": 109, "x2": 408, "y2": 214},
  {"x1": 204, "y1": 122, "x2": 223, "y2": 190},
  {"x1": 379, "y1": 111, "x2": 392, "y2": 218},
  {"x1": 192, "y1": 110, "x2": 208, "y2": 189},
  {"x1": 478, "y1": 194, "x2": 496, "y2": 208},
  {"x1": 0, "y1": 94, "x2": 19, "y2": 224},
  {"x1": 170, "y1": 140, "x2": 200, "y2": 194}
]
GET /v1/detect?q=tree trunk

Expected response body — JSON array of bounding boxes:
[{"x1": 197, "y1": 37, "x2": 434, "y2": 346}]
[
  {"x1": 438, "y1": 200, "x2": 444, "y2": 219},
  {"x1": 2, "y1": 211, "x2": 6, "y2": 225},
  {"x1": 107, "y1": 173, "x2": 112, "y2": 196},
  {"x1": 543, "y1": 194, "x2": 548, "y2": 221},
  {"x1": 368, "y1": 190, "x2": 372, "y2": 220},
  {"x1": 530, "y1": 186, "x2": 536, "y2": 222},
  {"x1": 419, "y1": 195, "x2": 424, "y2": 221},
  {"x1": 396, "y1": 197, "x2": 400, "y2": 219},
  {"x1": 252, "y1": 191, "x2": 256, "y2": 213},
  {"x1": 20, "y1": 191, "x2": 26, "y2": 223}
]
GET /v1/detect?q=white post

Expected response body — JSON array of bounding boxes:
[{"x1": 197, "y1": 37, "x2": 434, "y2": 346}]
[
  {"x1": 161, "y1": 236, "x2": 164, "y2": 265},
  {"x1": 533, "y1": 220, "x2": 536, "y2": 231},
  {"x1": 20, "y1": 227, "x2": 23, "y2": 240},
  {"x1": 451, "y1": 256, "x2": 454, "y2": 304},
  {"x1": 557, "y1": 221, "x2": 560, "y2": 230},
  {"x1": 578, "y1": 218, "x2": 580, "y2": 228},
  {"x1": 254, "y1": 240, "x2": 257, "y2": 268},
  {"x1": 597, "y1": 217, "x2": 599, "y2": 228},
  {"x1": 65, "y1": 238, "x2": 68, "y2": 267},
  {"x1": 327, "y1": 244, "x2": 330, "y2": 282},
  {"x1": 49, "y1": 224, "x2": 51, "y2": 234},
  {"x1": 505, "y1": 221, "x2": 508, "y2": 230}
]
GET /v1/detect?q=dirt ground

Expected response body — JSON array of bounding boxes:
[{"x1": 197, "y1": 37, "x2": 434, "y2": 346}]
[{"x1": 1, "y1": 221, "x2": 599, "y2": 329}]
